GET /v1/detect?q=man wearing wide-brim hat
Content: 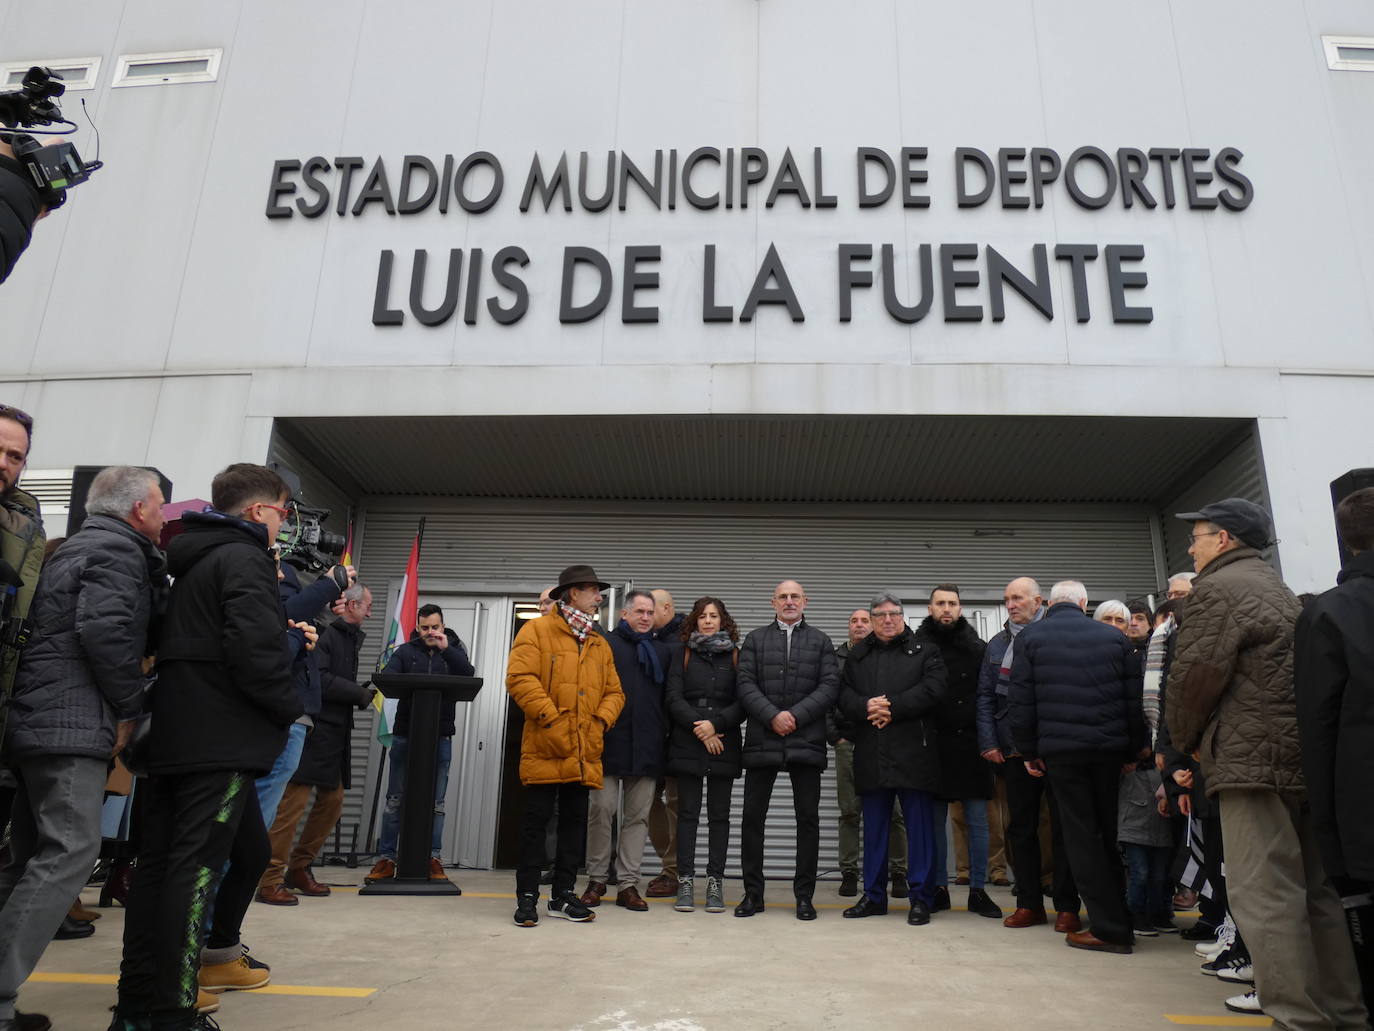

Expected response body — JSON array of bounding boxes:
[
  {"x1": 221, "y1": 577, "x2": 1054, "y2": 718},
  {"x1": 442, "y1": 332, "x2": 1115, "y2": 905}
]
[
  {"x1": 1166, "y1": 498, "x2": 1367, "y2": 1027},
  {"x1": 505, "y1": 564, "x2": 624, "y2": 928}
]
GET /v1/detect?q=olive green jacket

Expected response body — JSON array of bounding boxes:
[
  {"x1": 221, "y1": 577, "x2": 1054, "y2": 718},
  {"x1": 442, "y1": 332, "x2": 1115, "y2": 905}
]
[{"x1": 0, "y1": 486, "x2": 47, "y2": 744}]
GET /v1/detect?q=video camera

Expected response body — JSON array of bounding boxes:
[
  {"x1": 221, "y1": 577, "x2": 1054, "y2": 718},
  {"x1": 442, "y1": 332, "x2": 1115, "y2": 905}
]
[
  {"x1": 0, "y1": 66, "x2": 102, "y2": 211},
  {"x1": 277, "y1": 501, "x2": 348, "y2": 575},
  {"x1": 266, "y1": 461, "x2": 348, "y2": 575}
]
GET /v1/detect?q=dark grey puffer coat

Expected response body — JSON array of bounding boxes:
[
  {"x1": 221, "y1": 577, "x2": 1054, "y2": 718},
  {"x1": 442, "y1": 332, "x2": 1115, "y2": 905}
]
[
  {"x1": 736, "y1": 618, "x2": 839, "y2": 769},
  {"x1": 5, "y1": 514, "x2": 166, "y2": 760}
]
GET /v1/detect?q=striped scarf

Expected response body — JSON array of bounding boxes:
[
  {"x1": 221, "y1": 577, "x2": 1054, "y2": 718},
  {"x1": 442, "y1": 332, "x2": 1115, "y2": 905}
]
[
  {"x1": 559, "y1": 601, "x2": 596, "y2": 644},
  {"x1": 1143, "y1": 615, "x2": 1174, "y2": 747}
]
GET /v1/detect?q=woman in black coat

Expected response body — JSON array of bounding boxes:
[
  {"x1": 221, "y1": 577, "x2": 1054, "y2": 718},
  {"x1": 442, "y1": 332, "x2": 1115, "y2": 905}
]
[
  {"x1": 837, "y1": 592, "x2": 948, "y2": 924},
  {"x1": 664, "y1": 596, "x2": 743, "y2": 914}
]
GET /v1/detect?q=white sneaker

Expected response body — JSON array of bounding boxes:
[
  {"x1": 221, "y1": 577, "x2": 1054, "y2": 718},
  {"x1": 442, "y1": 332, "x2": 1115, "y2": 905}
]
[
  {"x1": 1195, "y1": 938, "x2": 1227, "y2": 959},
  {"x1": 1224, "y1": 990, "x2": 1263, "y2": 1014},
  {"x1": 1216, "y1": 960, "x2": 1254, "y2": 985}
]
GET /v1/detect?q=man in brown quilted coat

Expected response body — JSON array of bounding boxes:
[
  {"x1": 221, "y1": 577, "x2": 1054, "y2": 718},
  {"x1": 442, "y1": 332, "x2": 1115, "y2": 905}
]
[{"x1": 1168, "y1": 498, "x2": 1366, "y2": 1030}]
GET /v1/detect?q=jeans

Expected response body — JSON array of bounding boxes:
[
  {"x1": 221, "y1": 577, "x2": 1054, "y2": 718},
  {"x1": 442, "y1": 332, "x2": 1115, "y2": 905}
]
[
  {"x1": 860, "y1": 788, "x2": 937, "y2": 905},
  {"x1": 0, "y1": 755, "x2": 107, "y2": 1020},
  {"x1": 516, "y1": 783, "x2": 589, "y2": 896},
  {"x1": 933, "y1": 798, "x2": 989, "y2": 890},
  {"x1": 253, "y1": 722, "x2": 307, "y2": 828},
  {"x1": 675, "y1": 774, "x2": 734, "y2": 880},
  {"x1": 118, "y1": 771, "x2": 254, "y2": 1024},
  {"x1": 1122, "y1": 842, "x2": 1172, "y2": 920},
  {"x1": 378, "y1": 735, "x2": 452, "y2": 859}
]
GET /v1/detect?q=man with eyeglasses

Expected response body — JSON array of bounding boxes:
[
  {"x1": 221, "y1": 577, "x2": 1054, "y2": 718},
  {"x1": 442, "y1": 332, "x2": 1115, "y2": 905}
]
[
  {"x1": 1168, "y1": 499, "x2": 1366, "y2": 1026},
  {"x1": 113, "y1": 464, "x2": 306, "y2": 1031},
  {"x1": 735, "y1": 580, "x2": 839, "y2": 921},
  {"x1": 838, "y1": 592, "x2": 947, "y2": 926}
]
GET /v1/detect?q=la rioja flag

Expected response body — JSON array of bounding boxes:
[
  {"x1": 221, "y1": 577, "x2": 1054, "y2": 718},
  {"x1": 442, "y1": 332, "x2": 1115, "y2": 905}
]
[{"x1": 373, "y1": 521, "x2": 422, "y2": 747}]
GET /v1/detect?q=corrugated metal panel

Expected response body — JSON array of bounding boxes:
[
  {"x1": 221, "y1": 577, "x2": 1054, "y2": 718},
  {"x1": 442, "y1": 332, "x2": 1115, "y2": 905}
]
[
  {"x1": 1159, "y1": 430, "x2": 1271, "y2": 579},
  {"x1": 346, "y1": 499, "x2": 1160, "y2": 877}
]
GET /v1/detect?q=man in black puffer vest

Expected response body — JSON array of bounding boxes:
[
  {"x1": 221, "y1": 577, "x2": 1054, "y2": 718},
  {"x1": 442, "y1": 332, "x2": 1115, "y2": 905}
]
[
  {"x1": 734, "y1": 580, "x2": 839, "y2": 921},
  {"x1": 1009, "y1": 579, "x2": 1146, "y2": 956},
  {"x1": 912, "y1": 583, "x2": 1001, "y2": 919}
]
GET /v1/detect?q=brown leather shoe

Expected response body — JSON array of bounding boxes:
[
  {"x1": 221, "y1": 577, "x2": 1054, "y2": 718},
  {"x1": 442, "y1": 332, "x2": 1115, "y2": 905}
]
[
  {"x1": 645, "y1": 873, "x2": 678, "y2": 898},
  {"x1": 579, "y1": 881, "x2": 607, "y2": 907},
  {"x1": 69, "y1": 901, "x2": 101, "y2": 922},
  {"x1": 616, "y1": 886, "x2": 649, "y2": 911},
  {"x1": 1065, "y1": 929, "x2": 1131, "y2": 954},
  {"x1": 1054, "y1": 911, "x2": 1083, "y2": 933},
  {"x1": 1002, "y1": 907, "x2": 1048, "y2": 928},
  {"x1": 990, "y1": 876, "x2": 1011, "y2": 887},
  {"x1": 364, "y1": 858, "x2": 395, "y2": 884},
  {"x1": 255, "y1": 884, "x2": 299, "y2": 906},
  {"x1": 954, "y1": 876, "x2": 970, "y2": 886},
  {"x1": 428, "y1": 857, "x2": 452, "y2": 882},
  {"x1": 285, "y1": 867, "x2": 330, "y2": 897}
]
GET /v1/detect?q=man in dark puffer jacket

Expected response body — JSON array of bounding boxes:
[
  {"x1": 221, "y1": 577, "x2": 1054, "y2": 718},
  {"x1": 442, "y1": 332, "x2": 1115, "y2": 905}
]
[
  {"x1": 1009, "y1": 579, "x2": 1145, "y2": 955},
  {"x1": 1, "y1": 467, "x2": 167, "y2": 1031},
  {"x1": 734, "y1": 580, "x2": 839, "y2": 921}
]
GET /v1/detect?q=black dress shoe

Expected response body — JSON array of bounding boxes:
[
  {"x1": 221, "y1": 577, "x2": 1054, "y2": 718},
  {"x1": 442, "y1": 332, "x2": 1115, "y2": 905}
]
[
  {"x1": 890, "y1": 874, "x2": 909, "y2": 899},
  {"x1": 842, "y1": 895, "x2": 888, "y2": 918},
  {"x1": 795, "y1": 897, "x2": 817, "y2": 921},
  {"x1": 12, "y1": 1012, "x2": 52, "y2": 1031},
  {"x1": 907, "y1": 900, "x2": 932, "y2": 926},
  {"x1": 733, "y1": 894, "x2": 765, "y2": 918},
  {"x1": 53, "y1": 916, "x2": 95, "y2": 940},
  {"x1": 930, "y1": 886, "x2": 951, "y2": 912},
  {"x1": 838, "y1": 872, "x2": 859, "y2": 897}
]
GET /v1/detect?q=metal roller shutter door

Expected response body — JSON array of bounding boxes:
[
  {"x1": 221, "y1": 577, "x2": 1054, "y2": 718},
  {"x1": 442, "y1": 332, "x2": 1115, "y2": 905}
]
[
  {"x1": 1159, "y1": 431, "x2": 1272, "y2": 580},
  {"x1": 347, "y1": 500, "x2": 1162, "y2": 878}
]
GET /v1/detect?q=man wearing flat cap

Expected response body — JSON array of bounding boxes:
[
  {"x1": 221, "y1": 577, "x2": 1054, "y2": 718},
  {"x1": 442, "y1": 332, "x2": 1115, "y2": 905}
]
[
  {"x1": 1167, "y1": 499, "x2": 1366, "y2": 1028},
  {"x1": 505, "y1": 564, "x2": 624, "y2": 928}
]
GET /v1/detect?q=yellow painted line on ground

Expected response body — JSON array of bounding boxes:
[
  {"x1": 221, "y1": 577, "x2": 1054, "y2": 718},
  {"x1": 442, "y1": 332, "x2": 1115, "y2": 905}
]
[
  {"x1": 28, "y1": 974, "x2": 375, "y2": 998},
  {"x1": 1163, "y1": 1016, "x2": 1272, "y2": 1027}
]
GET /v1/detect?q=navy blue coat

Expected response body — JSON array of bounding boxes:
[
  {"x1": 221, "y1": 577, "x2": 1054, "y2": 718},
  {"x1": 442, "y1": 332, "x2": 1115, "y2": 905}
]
[
  {"x1": 1008, "y1": 602, "x2": 1145, "y2": 762},
  {"x1": 278, "y1": 564, "x2": 342, "y2": 718},
  {"x1": 601, "y1": 625, "x2": 670, "y2": 778},
  {"x1": 976, "y1": 625, "x2": 1016, "y2": 755},
  {"x1": 383, "y1": 629, "x2": 474, "y2": 737}
]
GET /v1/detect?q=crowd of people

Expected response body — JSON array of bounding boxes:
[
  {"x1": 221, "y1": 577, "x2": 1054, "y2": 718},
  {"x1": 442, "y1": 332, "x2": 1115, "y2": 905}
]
[
  {"x1": 0, "y1": 394, "x2": 1368, "y2": 1031},
  {"x1": 506, "y1": 504, "x2": 1371, "y2": 1030}
]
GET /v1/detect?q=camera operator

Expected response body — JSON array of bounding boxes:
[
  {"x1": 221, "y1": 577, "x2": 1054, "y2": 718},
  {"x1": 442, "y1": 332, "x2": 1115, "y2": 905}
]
[
  {"x1": 0, "y1": 136, "x2": 51, "y2": 285},
  {"x1": 0, "y1": 467, "x2": 167, "y2": 1031}
]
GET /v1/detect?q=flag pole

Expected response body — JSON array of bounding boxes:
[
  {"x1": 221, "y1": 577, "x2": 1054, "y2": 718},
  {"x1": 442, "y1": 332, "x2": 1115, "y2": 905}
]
[{"x1": 363, "y1": 516, "x2": 427, "y2": 854}]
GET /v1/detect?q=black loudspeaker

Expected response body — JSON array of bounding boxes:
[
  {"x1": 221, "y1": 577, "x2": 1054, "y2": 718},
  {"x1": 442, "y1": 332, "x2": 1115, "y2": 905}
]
[
  {"x1": 65, "y1": 465, "x2": 173, "y2": 538},
  {"x1": 1330, "y1": 468, "x2": 1374, "y2": 569}
]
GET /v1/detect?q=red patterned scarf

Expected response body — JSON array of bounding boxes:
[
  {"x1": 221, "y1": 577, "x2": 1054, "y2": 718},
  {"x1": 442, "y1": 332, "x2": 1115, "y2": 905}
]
[{"x1": 559, "y1": 600, "x2": 595, "y2": 644}]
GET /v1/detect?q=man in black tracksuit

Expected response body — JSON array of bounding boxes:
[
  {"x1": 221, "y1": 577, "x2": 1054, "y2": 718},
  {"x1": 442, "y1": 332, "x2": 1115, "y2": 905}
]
[{"x1": 113, "y1": 464, "x2": 304, "y2": 1031}]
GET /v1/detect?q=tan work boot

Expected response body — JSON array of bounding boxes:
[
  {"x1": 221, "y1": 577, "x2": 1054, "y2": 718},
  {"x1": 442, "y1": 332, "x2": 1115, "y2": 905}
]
[{"x1": 199, "y1": 955, "x2": 271, "y2": 993}]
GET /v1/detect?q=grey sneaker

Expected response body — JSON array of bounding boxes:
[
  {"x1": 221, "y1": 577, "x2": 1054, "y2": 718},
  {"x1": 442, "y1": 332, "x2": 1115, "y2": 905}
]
[
  {"x1": 674, "y1": 876, "x2": 695, "y2": 912},
  {"x1": 705, "y1": 876, "x2": 726, "y2": 913}
]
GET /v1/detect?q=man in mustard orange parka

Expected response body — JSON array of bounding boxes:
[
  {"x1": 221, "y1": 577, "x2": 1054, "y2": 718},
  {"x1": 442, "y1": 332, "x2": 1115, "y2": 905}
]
[{"x1": 506, "y1": 564, "x2": 624, "y2": 927}]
